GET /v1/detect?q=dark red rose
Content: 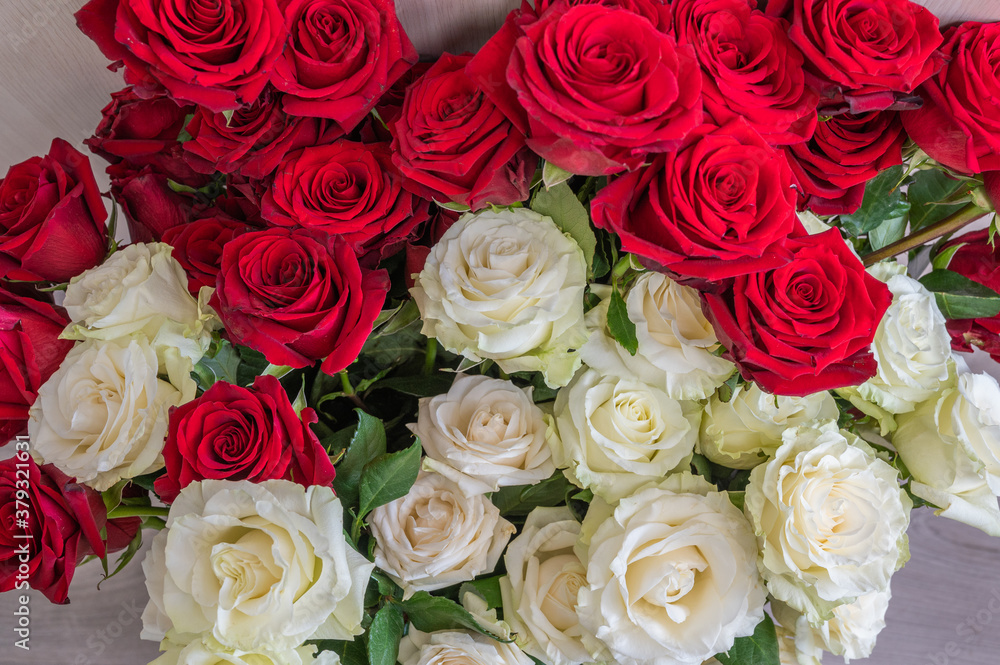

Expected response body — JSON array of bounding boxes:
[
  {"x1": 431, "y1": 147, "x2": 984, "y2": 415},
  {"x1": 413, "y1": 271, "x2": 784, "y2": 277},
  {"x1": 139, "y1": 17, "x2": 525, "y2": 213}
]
[
  {"x1": 763, "y1": 0, "x2": 792, "y2": 17},
  {"x1": 702, "y1": 228, "x2": 892, "y2": 395},
  {"x1": 0, "y1": 139, "x2": 108, "y2": 283},
  {"x1": 938, "y1": 228, "x2": 1000, "y2": 362},
  {"x1": 219, "y1": 176, "x2": 268, "y2": 225},
  {"x1": 788, "y1": 0, "x2": 945, "y2": 113},
  {"x1": 391, "y1": 53, "x2": 537, "y2": 210},
  {"x1": 262, "y1": 140, "x2": 430, "y2": 263},
  {"x1": 357, "y1": 62, "x2": 433, "y2": 143},
  {"x1": 784, "y1": 109, "x2": 905, "y2": 215},
  {"x1": 0, "y1": 289, "x2": 74, "y2": 445},
  {"x1": 498, "y1": 1, "x2": 702, "y2": 175},
  {"x1": 902, "y1": 22, "x2": 1000, "y2": 175},
  {"x1": 591, "y1": 120, "x2": 800, "y2": 282},
  {"x1": 154, "y1": 375, "x2": 336, "y2": 503},
  {"x1": 182, "y1": 88, "x2": 340, "y2": 179},
  {"x1": 211, "y1": 227, "x2": 389, "y2": 374},
  {"x1": 671, "y1": 0, "x2": 819, "y2": 145},
  {"x1": 85, "y1": 86, "x2": 194, "y2": 175},
  {"x1": 0, "y1": 456, "x2": 138, "y2": 604},
  {"x1": 270, "y1": 0, "x2": 418, "y2": 133},
  {"x1": 75, "y1": 0, "x2": 286, "y2": 111},
  {"x1": 107, "y1": 162, "x2": 202, "y2": 243},
  {"x1": 162, "y1": 213, "x2": 251, "y2": 295},
  {"x1": 404, "y1": 205, "x2": 462, "y2": 289}
]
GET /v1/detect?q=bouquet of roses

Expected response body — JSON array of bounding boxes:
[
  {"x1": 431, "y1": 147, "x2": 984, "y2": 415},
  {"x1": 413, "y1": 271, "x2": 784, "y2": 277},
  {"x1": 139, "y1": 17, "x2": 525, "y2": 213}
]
[{"x1": 3, "y1": 0, "x2": 1000, "y2": 664}]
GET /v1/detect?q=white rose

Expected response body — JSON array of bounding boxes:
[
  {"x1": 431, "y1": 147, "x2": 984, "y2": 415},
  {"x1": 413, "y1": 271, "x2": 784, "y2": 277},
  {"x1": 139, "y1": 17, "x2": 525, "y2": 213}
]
[
  {"x1": 150, "y1": 636, "x2": 340, "y2": 665},
  {"x1": 579, "y1": 273, "x2": 734, "y2": 400},
  {"x1": 370, "y1": 470, "x2": 516, "y2": 595},
  {"x1": 29, "y1": 338, "x2": 196, "y2": 490},
  {"x1": 894, "y1": 370, "x2": 1000, "y2": 536},
  {"x1": 410, "y1": 374, "x2": 556, "y2": 495},
  {"x1": 699, "y1": 383, "x2": 838, "y2": 469},
  {"x1": 551, "y1": 368, "x2": 700, "y2": 502},
  {"x1": 141, "y1": 480, "x2": 372, "y2": 652},
  {"x1": 773, "y1": 589, "x2": 890, "y2": 665},
  {"x1": 745, "y1": 421, "x2": 911, "y2": 624},
  {"x1": 837, "y1": 266, "x2": 952, "y2": 433},
  {"x1": 576, "y1": 486, "x2": 765, "y2": 665},
  {"x1": 63, "y1": 242, "x2": 219, "y2": 365},
  {"x1": 410, "y1": 209, "x2": 589, "y2": 388},
  {"x1": 500, "y1": 507, "x2": 591, "y2": 665}
]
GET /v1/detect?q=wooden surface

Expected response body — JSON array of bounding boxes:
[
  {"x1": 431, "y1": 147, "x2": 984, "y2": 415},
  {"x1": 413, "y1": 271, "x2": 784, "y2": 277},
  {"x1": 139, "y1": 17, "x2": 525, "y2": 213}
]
[{"x1": 2, "y1": 1, "x2": 1000, "y2": 665}]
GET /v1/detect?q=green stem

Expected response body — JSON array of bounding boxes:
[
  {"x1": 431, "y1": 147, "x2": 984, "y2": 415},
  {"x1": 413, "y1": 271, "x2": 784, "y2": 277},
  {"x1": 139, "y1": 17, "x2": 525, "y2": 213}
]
[
  {"x1": 423, "y1": 339, "x2": 438, "y2": 375},
  {"x1": 339, "y1": 370, "x2": 355, "y2": 395},
  {"x1": 862, "y1": 203, "x2": 990, "y2": 266},
  {"x1": 107, "y1": 506, "x2": 170, "y2": 519}
]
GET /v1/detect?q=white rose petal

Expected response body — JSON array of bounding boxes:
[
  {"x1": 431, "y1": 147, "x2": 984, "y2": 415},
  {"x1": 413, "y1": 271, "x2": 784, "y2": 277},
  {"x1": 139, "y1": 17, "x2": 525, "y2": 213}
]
[
  {"x1": 551, "y1": 368, "x2": 700, "y2": 502},
  {"x1": 576, "y1": 486, "x2": 765, "y2": 665},
  {"x1": 29, "y1": 337, "x2": 196, "y2": 490},
  {"x1": 370, "y1": 470, "x2": 516, "y2": 595},
  {"x1": 580, "y1": 273, "x2": 734, "y2": 400},
  {"x1": 699, "y1": 383, "x2": 838, "y2": 469},
  {"x1": 63, "y1": 242, "x2": 219, "y2": 365},
  {"x1": 149, "y1": 635, "x2": 340, "y2": 665},
  {"x1": 745, "y1": 421, "x2": 911, "y2": 624},
  {"x1": 140, "y1": 479, "x2": 373, "y2": 652},
  {"x1": 894, "y1": 370, "x2": 1000, "y2": 536},
  {"x1": 410, "y1": 374, "x2": 556, "y2": 495},
  {"x1": 500, "y1": 507, "x2": 591, "y2": 665},
  {"x1": 773, "y1": 589, "x2": 890, "y2": 665},
  {"x1": 411, "y1": 209, "x2": 589, "y2": 388}
]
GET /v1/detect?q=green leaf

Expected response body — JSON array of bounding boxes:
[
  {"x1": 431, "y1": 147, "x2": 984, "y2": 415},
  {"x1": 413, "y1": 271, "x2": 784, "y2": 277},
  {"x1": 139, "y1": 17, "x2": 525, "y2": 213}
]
[
  {"x1": 373, "y1": 570, "x2": 402, "y2": 599},
  {"x1": 931, "y1": 243, "x2": 965, "y2": 271},
  {"x1": 591, "y1": 227, "x2": 616, "y2": 279},
  {"x1": 397, "y1": 592, "x2": 511, "y2": 641},
  {"x1": 542, "y1": 161, "x2": 573, "y2": 190},
  {"x1": 868, "y1": 212, "x2": 908, "y2": 250},
  {"x1": 531, "y1": 181, "x2": 597, "y2": 273},
  {"x1": 714, "y1": 614, "x2": 780, "y2": 665},
  {"x1": 191, "y1": 339, "x2": 241, "y2": 390},
  {"x1": 332, "y1": 410, "x2": 387, "y2": 509},
  {"x1": 373, "y1": 374, "x2": 455, "y2": 397},
  {"x1": 368, "y1": 603, "x2": 405, "y2": 665},
  {"x1": 491, "y1": 472, "x2": 576, "y2": 516},
  {"x1": 291, "y1": 378, "x2": 308, "y2": 416},
  {"x1": 908, "y1": 168, "x2": 966, "y2": 232},
  {"x1": 607, "y1": 288, "x2": 639, "y2": 355},
  {"x1": 97, "y1": 528, "x2": 143, "y2": 589},
  {"x1": 840, "y1": 166, "x2": 911, "y2": 237},
  {"x1": 918, "y1": 269, "x2": 1000, "y2": 319},
  {"x1": 690, "y1": 453, "x2": 712, "y2": 480},
  {"x1": 236, "y1": 345, "x2": 270, "y2": 387},
  {"x1": 460, "y1": 576, "x2": 504, "y2": 609},
  {"x1": 312, "y1": 639, "x2": 368, "y2": 665},
  {"x1": 728, "y1": 491, "x2": 746, "y2": 511},
  {"x1": 358, "y1": 441, "x2": 422, "y2": 518}
]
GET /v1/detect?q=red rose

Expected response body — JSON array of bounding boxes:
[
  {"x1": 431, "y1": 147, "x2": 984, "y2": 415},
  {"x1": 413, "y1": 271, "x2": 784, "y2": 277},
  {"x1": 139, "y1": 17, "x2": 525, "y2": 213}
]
[
  {"x1": 85, "y1": 86, "x2": 194, "y2": 176},
  {"x1": 671, "y1": 0, "x2": 819, "y2": 145},
  {"x1": 784, "y1": 109, "x2": 905, "y2": 215},
  {"x1": 0, "y1": 457, "x2": 138, "y2": 604},
  {"x1": 701, "y1": 228, "x2": 892, "y2": 395},
  {"x1": 107, "y1": 162, "x2": 201, "y2": 243},
  {"x1": 0, "y1": 289, "x2": 74, "y2": 444},
  {"x1": 591, "y1": 120, "x2": 800, "y2": 282},
  {"x1": 262, "y1": 140, "x2": 430, "y2": 262},
  {"x1": 938, "y1": 229, "x2": 1000, "y2": 362},
  {"x1": 902, "y1": 22, "x2": 1000, "y2": 175},
  {"x1": 162, "y1": 213, "x2": 251, "y2": 295},
  {"x1": 501, "y1": 1, "x2": 702, "y2": 175},
  {"x1": 154, "y1": 375, "x2": 335, "y2": 503},
  {"x1": 182, "y1": 87, "x2": 340, "y2": 179},
  {"x1": 788, "y1": 0, "x2": 945, "y2": 113},
  {"x1": 391, "y1": 53, "x2": 537, "y2": 210},
  {"x1": 75, "y1": 0, "x2": 286, "y2": 111},
  {"x1": 0, "y1": 139, "x2": 108, "y2": 283},
  {"x1": 270, "y1": 0, "x2": 418, "y2": 132},
  {"x1": 211, "y1": 227, "x2": 389, "y2": 374}
]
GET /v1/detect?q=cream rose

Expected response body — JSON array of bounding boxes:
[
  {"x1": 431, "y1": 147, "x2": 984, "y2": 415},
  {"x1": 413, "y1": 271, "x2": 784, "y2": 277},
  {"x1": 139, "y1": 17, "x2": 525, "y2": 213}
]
[
  {"x1": 894, "y1": 370, "x2": 1000, "y2": 536},
  {"x1": 29, "y1": 337, "x2": 196, "y2": 490},
  {"x1": 410, "y1": 374, "x2": 555, "y2": 495},
  {"x1": 500, "y1": 507, "x2": 591, "y2": 665},
  {"x1": 63, "y1": 242, "x2": 218, "y2": 365},
  {"x1": 580, "y1": 274, "x2": 734, "y2": 400},
  {"x1": 150, "y1": 636, "x2": 340, "y2": 665},
  {"x1": 699, "y1": 384, "x2": 838, "y2": 469},
  {"x1": 370, "y1": 470, "x2": 516, "y2": 595},
  {"x1": 837, "y1": 264, "x2": 952, "y2": 433},
  {"x1": 773, "y1": 589, "x2": 890, "y2": 665},
  {"x1": 576, "y1": 485, "x2": 765, "y2": 665},
  {"x1": 410, "y1": 209, "x2": 589, "y2": 387},
  {"x1": 745, "y1": 421, "x2": 911, "y2": 624},
  {"x1": 141, "y1": 479, "x2": 373, "y2": 652},
  {"x1": 551, "y1": 368, "x2": 700, "y2": 502}
]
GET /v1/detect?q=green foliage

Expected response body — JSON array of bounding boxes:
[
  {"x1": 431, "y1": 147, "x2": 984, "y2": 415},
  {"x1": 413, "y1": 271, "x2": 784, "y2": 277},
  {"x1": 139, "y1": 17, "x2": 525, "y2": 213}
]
[
  {"x1": 531, "y1": 181, "x2": 597, "y2": 274},
  {"x1": 191, "y1": 338, "x2": 241, "y2": 390},
  {"x1": 358, "y1": 441, "x2": 423, "y2": 518},
  {"x1": 491, "y1": 472, "x2": 579, "y2": 517},
  {"x1": 607, "y1": 287, "x2": 638, "y2": 355},
  {"x1": 714, "y1": 614, "x2": 780, "y2": 665},
  {"x1": 840, "y1": 166, "x2": 911, "y2": 237},
  {"x1": 368, "y1": 604, "x2": 405, "y2": 665},
  {"x1": 333, "y1": 410, "x2": 388, "y2": 509},
  {"x1": 919, "y1": 269, "x2": 1000, "y2": 319},
  {"x1": 396, "y1": 592, "x2": 511, "y2": 641},
  {"x1": 908, "y1": 168, "x2": 966, "y2": 232},
  {"x1": 460, "y1": 576, "x2": 504, "y2": 610}
]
